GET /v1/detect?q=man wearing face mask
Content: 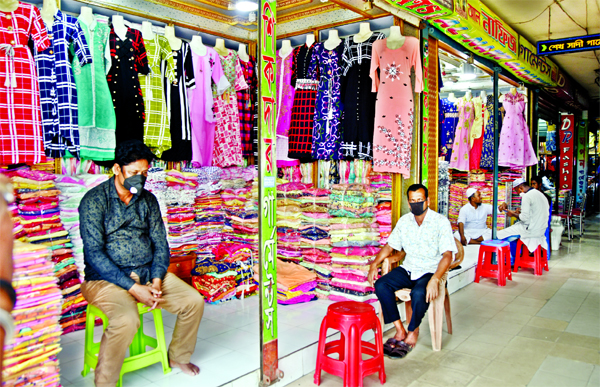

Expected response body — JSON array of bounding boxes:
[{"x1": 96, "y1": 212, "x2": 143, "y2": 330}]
[
  {"x1": 79, "y1": 140, "x2": 204, "y2": 387},
  {"x1": 497, "y1": 178, "x2": 550, "y2": 251},
  {"x1": 368, "y1": 184, "x2": 457, "y2": 358}
]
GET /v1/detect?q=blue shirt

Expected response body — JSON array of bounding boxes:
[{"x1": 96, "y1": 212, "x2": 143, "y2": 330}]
[
  {"x1": 387, "y1": 209, "x2": 457, "y2": 280},
  {"x1": 79, "y1": 177, "x2": 169, "y2": 290}
]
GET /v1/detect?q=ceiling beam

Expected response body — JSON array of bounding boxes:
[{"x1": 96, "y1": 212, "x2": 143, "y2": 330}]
[{"x1": 327, "y1": 0, "x2": 376, "y2": 19}]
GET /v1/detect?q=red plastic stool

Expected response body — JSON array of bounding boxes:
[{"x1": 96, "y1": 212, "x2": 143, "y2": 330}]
[
  {"x1": 314, "y1": 301, "x2": 385, "y2": 387},
  {"x1": 514, "y1": 239, "x2": 548, "y2": 276},
  {"x1": 475, "y1": 240, "x2": 512, "y2": 286}
]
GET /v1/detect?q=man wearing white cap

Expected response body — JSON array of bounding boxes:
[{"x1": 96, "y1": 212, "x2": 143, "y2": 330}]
[
  {"x1": 497, "y1": 178, "x2": 550, "y2": 251},
  {"x1": 454, "y1": 188, "x2": 493, "y2": 245}
]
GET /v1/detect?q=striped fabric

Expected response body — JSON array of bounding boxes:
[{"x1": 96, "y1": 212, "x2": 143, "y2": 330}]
[
  {"x1": 0, "y1": 3, "x2": 50, "y2": 165},
  {"x1": 139, "y1": 33, "x2": 175, "y2": 157},
  {"x1": 37, "y1": 10, "x2": 92, "y2": 159}
]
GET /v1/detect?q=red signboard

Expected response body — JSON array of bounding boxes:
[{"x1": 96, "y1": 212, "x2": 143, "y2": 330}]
[{"x1": 559, "y1": 114, "x2": 575, "y2": 190}]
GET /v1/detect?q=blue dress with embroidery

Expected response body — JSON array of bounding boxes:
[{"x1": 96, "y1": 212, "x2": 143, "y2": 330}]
[
  {"x1": 308, "y1": 42, "x2": 343, "y2": 160},
  {"x1": 439, "y1": 98, "x2": 458, "y2": 162},
  {"x1": 480, "y1": 95, "x2": 502, "y2": 170}
]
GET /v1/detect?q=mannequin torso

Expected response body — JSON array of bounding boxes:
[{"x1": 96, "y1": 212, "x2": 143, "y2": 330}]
[
  {"x1": 140, "y1": 21, "x2": 154, "y2": 40},
  {"x1": 190, "y1": 35, "x2": 206, "y2": 56},
  {"x1": 386, "y1": 25, "x2": 406, "y2": 49},
  {"x1": 79, "y1": 6, "x2": 94, "y2": 27},
  {"x1": 40, "y1": 0, "x2": 58, "y2": 28},
  {"x1": 0, "y1": 0, "x2": 19, "y2": 12},
  {"x1": 324, "y1": 30, "x2": 342, "y2": 50},
  {"x1": 279, "y1": 40, "x2": 293, "y2": 58},
  {"x1": 464, "y1": 91, "x2": 472, "y2": 100},
  {"x1": 447, "y1": 92, "x2": 457, "y2": 103},
  {"x1": 306, "y1": 34, "x2": 315, "y2": 48},
  {"x1": 214, "y1": 38, "x2": 228, "y2": 56},
  {"x1": 112, "y1": 15, "x2": 127, "y2": 41},
  {"x1": 164, "y1": 25, "x2": 181, "y2": 51},
  {"x1": 238, "y1": 43, "x2": 249, "y2": 62},
  {"x1": 353, "y1": 22, "x2": 373, "y2": 43}
]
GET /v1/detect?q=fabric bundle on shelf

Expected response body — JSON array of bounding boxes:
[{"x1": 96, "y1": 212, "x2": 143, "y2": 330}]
[
  {"x1": 449, "y1": 183, "x2": 468, "y2": 232},
  {"x1": 277, "y1": 182, "x2": 310, "y2": 264},
  {"x1": 253, "y1": 259, "x2": 317, "y2": 305},
  {"x1": 328, "y1": 247, "x2": 378, "y2": 304},
  {"x1": 3, "y1": 242, "x2": 63, "y2": 387}
]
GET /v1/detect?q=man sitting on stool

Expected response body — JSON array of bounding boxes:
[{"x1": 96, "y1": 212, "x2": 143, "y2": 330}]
[
  {"x1": 455, "y1": 188, "x2": 493, "y2": 245},
  {"x1": 368, "y1": 184, "x2": 457, "y2": 358},
  {"x1": 497, "y1": 178, "x2": 550, "y2": 252}
]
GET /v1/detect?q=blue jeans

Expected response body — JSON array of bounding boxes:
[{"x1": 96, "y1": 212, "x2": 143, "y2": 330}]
[{"x1": 374, "y1": 266, "x2": 433, "y2": 332}]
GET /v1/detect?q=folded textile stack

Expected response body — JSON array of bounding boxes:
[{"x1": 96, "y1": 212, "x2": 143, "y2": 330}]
[
  {"x1": 166, "y1": 169, "x2": 198, "y2": 190},
  {"x1": 192, "y1": 270, "x2": 237, "y2": 304},
  {"x1": 213, "y1": 241, "x2": 257, "y2": 298},
  {"x1": 449, "y1": 183, "x2": 468, "y2": 232},
  {"x1": 194, "y1": 192, "x2": 225, "y2": 267},
  {"x1": 10, "y1": 202, "x2": 26, "y2": 241},
  {"x1": 328, "y1": 253, "x2": 378, "y2": 303},
  {"x1": 450, "y1": 170, "x2": 469, "y2": 184},
  {"x1": 146, "y1": 168, "x2": 168, "y2": 216},
  {"x1": 253, "y1": 259, "x2": 317, "y2": 305},
  {"x1": 300, "y1": 261, "x2": 332, "y2": 299},
  {"x1": 3, "y1": 242, "x2": 62, "y2": 387},
  {"x1": 277, "y1": 183, "x2": 311, "y2": 264},
  {"x1": 8, "y1": 167, "x2": 87, "y2": 334},
  {"x1": 374, "y1": 202, "x2": 392, "y2": 245},
  {"x1": 438, "y1": 161, "x2": 450, "y2": 217},
  {"x1": 329, "y1": 184, "x2": 377, "y2": 219},
  {"x1": 370, "y1": 172, "x2": 392, "y2": 202},
  {"x1": 476, "y1": 182, "x2": 508, "y2": 230},
  {"x1": 166, "y1": 204, "x2": 198, "y2": 266},
  {"x1": 182, "y1": 166, "x2": 222, "y2": 185}
]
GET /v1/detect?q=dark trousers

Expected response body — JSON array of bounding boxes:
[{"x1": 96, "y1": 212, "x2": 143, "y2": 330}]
[{"x1": 374, "y1": 266, "x2": 433, "y2": 332}]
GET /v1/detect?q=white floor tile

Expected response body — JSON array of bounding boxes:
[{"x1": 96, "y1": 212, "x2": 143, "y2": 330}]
[{"x1": 191, "y1": 339, "x2": 234, "y2": 364}]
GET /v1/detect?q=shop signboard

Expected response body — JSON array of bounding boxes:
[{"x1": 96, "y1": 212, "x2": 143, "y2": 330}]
[
  {"x1": 537, "y1": 34, "x2": 600, "y2": 56},
  {"x1": 258, "y1": 0, "x2": 280, "y2": 385},
  {"x1": 506, "y1": 36, "x2": 558, "y2": 86},
  {"x1": 576, "y1": 119, "x2": 588, "y2": 203},
  {"x1": 559, "y1": 114, "x2": 575, "y2": 191}
]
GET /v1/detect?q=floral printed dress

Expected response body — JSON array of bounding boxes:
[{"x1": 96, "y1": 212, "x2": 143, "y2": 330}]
[
  {"x1": 449, "y1": 97, "x2": 475, "y2": 171},
  {"x1": 369, "y1": 38, "x2": 423, "y2": 177},
  {"x1": 498, "y1": 92, "x2": 537, "y2": 168},
  {"x1": 308, "y1": 42, "x2": 344, "y2": 160},
  {"x1": 213, "y1": 50, "x2": 248, "y2": 167}
]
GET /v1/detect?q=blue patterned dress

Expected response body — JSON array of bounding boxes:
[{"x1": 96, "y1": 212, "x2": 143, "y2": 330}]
[
  {"x1": 480, "y1": 95, "x2": 501, "y2": 170},
  {"x1": 439, "y1": 98, "x2": 458, "y2": 162},
  {"x1": 308, "y1": 42, "x2": 343, "y2": 160}
]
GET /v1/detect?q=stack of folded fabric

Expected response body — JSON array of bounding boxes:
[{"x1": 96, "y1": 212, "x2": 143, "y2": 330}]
[
  {"x1": 166, "y1": 169, "x2": 198, "y2": 190},
  {"x1": 192, "y1": 270, "x2": 238, "y2": 304},
  {"x1": 9, "y1": 167, "x2": 87, "y2": 334},
  {"x1": 374, "y1": 202, "x2": 392, "y2": 245},
  {"x1": 3, "y1": 242, "x2": 62, "y2": 387},
  {"x1": 449, "y1": 183, "x2": 468, "y2": 232},
  {"x1": 328, "y1": 246, "x2": 379, "y2": 303},
  {"x1": 277, "y1": 182, "x2": 308, "y2": 264},
  {"x1": 479, "y1": 181, "x2": 507, "y2": 230},
  {"x1": 10, "y1": 201, "x2": 26, "y2": 241},
  {"x1": 166, "y1": 203, "x2": 198, "y2": 265},
  {"x1": 194, "y1": 191, "x2": 225, "y2": 269},
  {"x1": 253, "y1": 259, "x2": 317, "y2": 305},
  {"x1": 299, "y1": 187, "x2": 331, "y2": 253},
  {"x1": 370, "y1": 172, "x2": 392, "y2": 202},
  {"x1": 212, "y1": 241, "x2": 257, "y2": 298},
  {"x1": 146, "y1": 167, "x2": 168, "y2": 216}
]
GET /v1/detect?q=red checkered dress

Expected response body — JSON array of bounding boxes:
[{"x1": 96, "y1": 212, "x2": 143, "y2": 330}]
[
  {"x1": 288, "y1": 44, "x2": 317, "y2": 162},
  {"x1": 0, "y1": 3, "x2": 49, "y2": 165},
  {"x1": 237, "y1": 56, "x2": 256, "y2": 157}
]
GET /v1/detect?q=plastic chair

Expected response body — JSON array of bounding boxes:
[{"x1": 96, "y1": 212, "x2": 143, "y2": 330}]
[
  {"x1": 514, "y1": 239, "x2": 548, "y2": 276},
  {"x1": 315, "y1": 301, "x2": 385, "y2": 387},
  {"x1": 82, "y1": 303, "x2": 171, "y2": 387},
  {"x1": 378, "y1": 238, "x2": 464, "y2": 351},
  {"x1": 572, "y1": 193, "x2": 586, "y2": 238},
  {"x1": 557, "y1": 195, "x2": 575, "y2": 240},
  {"x1": 475, "y1": 239, "x2": 512, "y2": 286}
]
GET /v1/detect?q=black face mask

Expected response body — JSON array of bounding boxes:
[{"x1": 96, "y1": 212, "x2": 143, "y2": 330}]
[
  {"x1": 123, "y1": 174, "x2": 147, "y2": 195},
  {"x1": 409, "y1": 201, "x2": 426, "y2": 216}
]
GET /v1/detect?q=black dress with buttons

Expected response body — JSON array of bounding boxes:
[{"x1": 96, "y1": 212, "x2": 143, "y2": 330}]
[
  {"x1": 340, "y1": 33, "x2": 385, "y2": 160},
  {"x1": 106, "y1": 27, "x2": 150, "y2": 145}
]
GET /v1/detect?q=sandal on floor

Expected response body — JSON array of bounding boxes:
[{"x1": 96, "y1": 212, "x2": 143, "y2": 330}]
[
  {"x1": 383, "y1": 337, "x2": 400, "y2": 354},
  {"x1": 384, "y1": 340, "x2": 413, "y2": 359}
]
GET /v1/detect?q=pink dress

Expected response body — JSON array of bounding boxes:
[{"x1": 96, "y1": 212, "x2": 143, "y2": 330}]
[
  {"x1": 370, "y1": 38, "x2": 423, "y2": 177},
  {"x1": 498, "y1": 92, "x2": 537, "y2": 168},
  {"x1": 213, "y1": 50, "x2": 248, "y2": 167},
  {"x1": 189, "y1": 47, "x2": 230, "y2": 166},
  {"x1": 449, "y1": 97, "x2": 475, "y2": 171},
  {"x1": 276, "y1": 51, "x2": 298, "y2": 167}
]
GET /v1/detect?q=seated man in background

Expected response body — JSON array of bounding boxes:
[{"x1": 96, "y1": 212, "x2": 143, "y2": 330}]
[
  {"x1": 368, "y1": 184, "x2": 457, "y2": 358},
  {"x1": 497, "y1": 178, "x2": 550, "y2": 250},
  {"x1": 79, "y1": 140, "x2": 204, "y2": 387},
  {"x1": 455, "y1": 187, "x2": 493, "y2": 245},
  {"x1": 530, "y1": 176, "x2": 553, "y2": 206}
]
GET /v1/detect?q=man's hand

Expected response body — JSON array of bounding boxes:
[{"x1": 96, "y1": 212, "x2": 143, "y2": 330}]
[
  {"x1": 461, "y1": 236, "x2": 468, "y2": 246},
  {"x1": 149, "y1": 278, "x2": 163, "y2": 310},
  {"x1": 367, "y1": 265, "x2": 378, "y2": 287},
  {"x1": 498, "y1": 202, "x2": 508, "y2": 212},
  {"x1": 128, "y1": 283, "x2": 164, "y2": 308},
  {"x1": 426, "y1": 277, "x2": 440, "y2": 303}
]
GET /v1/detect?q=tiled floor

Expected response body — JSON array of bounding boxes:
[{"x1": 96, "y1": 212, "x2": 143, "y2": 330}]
[{"x1": 290, "y1": 214, "x2": 600, "y2": 387}]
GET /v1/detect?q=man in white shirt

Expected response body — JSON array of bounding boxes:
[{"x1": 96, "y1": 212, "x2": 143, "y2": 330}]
[
  {"x1": 498, "y1": 178, "x2": 550, "y2": 251},
  {"x1": 455, "y1": 188, "x2": 493, "y2": 245},
  {"x1": 368, "y1": 184, "x2": 457, "y2": 359}
]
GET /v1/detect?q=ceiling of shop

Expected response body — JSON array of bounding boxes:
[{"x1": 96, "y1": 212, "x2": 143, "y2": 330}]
[{"x1": 481, "y1": 0, "x2": 600, "y2": 102}]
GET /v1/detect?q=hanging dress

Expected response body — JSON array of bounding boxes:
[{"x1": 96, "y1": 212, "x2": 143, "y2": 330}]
[
  {"x1": 188, "y1": 46, "x2": 229, "y2": 166},
  {"x1": 0, "y1": 3, "x2": 49, "y2": 165},
  {"x1": 238, "y1": 55, "x2": 257, "y2": 157},
  {"x1": 161, "y1": 41, "x2": 194, "y2": 162},
  {"x1": 468, "y1": 96, "x2": 488, "y2": 170},
  {"x1": 370, "y1": 38, "x2": 423, "y2": 177},
  {"x1": 276, "y1": 50, "x2": 297, "y2": 167},
  {"x1": 340, "y1": 33, "x2": 385, "y2": 160},
  {"x1": 73, "y1": 17, "x2": 116, "y2": 161},
  {"x1": 37, "y1": 10, "x2": 92, "y2": 159},
  {"x1": 498, "y1": 92, "x2": 537, "y2": 168},
  {"x1": 448, "y1": 96, "x2": 475, "y2": 171},
  {"x1": 439, "y1": 98, "x2": 458, "y2": 162},
  {"x1": 107, "y1": 27, "x2": 149, "y2": 146},
  {"x1": 213, "y1": 50, "x2": 247, "y2": 167},
  {"x1": 308, "y1": 42, "x2": 344, "y2": 160},
  {"x1": 288, "y1": 44, "x2": 317, "y2": 162},
  {"x1": 480, "y1": 95, "x2": 497, "y2": 170},
  {"x1": 139, "y1": 34, "x2": 175, "y2": 157}
]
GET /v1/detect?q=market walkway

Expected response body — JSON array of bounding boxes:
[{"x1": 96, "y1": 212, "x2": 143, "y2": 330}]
[{"x1": 292, "y1": 214, "x2": 600, "y2": 387}]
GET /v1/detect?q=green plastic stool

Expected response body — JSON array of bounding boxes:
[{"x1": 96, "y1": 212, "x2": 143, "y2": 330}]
[{"x1": 82, "y1": 303, "x2": 172, "y2": 386}]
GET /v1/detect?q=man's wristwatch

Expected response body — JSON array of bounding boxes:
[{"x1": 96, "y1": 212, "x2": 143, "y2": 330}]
[{"x1": 0, "y1": 278, "x2": 16, "y2": 309}]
